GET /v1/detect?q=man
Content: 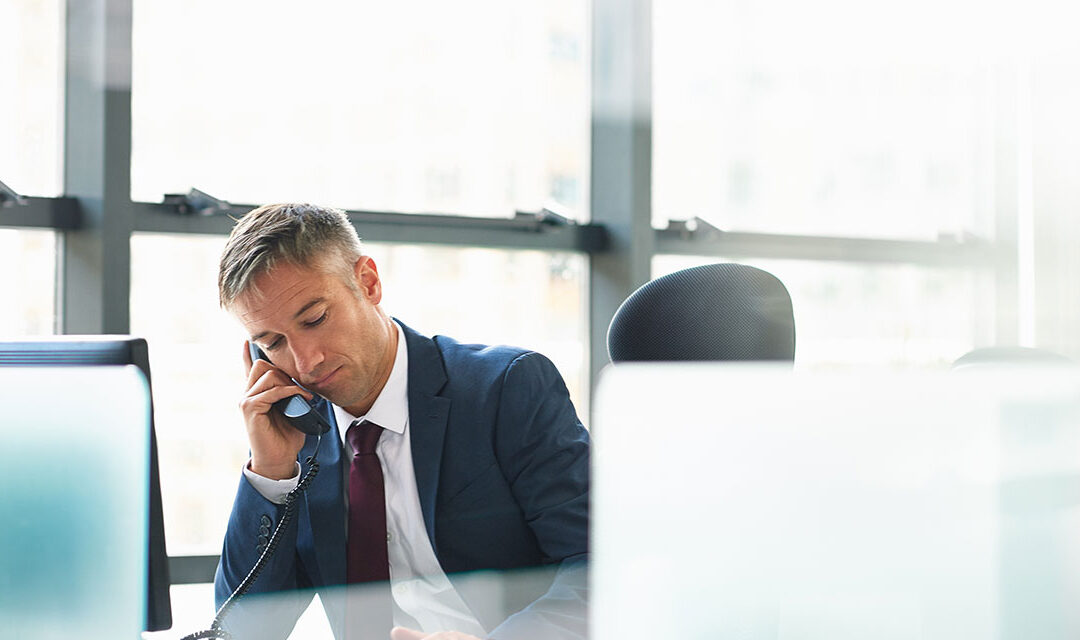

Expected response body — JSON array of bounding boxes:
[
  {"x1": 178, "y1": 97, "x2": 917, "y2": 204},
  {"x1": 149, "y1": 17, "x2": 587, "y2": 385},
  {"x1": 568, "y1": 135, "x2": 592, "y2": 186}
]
[{"x1": 213, "y1": 203, "x2": 589, "y2": 640}]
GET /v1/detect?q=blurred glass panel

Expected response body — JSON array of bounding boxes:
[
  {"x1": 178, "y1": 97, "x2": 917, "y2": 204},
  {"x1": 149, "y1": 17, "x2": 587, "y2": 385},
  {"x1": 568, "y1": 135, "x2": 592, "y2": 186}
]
[
  {"x1": 131, "y1": 233, "x2": 588, "y2": 554},
  {"x1": 0, "y1": 229, "x2": 56, "y2": 335},
  {"x1": 131, "y1": 0, "x2": 590, "y2": 220},
  {"x1": 0, "y1": 0, "x2": 63, "y2": 197},
  {"x1": 142, "y1": 585, "x2": 334, "y2": 639},
  {"x1": 653, "y1": 254, "x2": 994, "y2": 369},
  {"x1": 653, "y1": 0, "x2": 998, "y2": 239},
  {"x1": 593, "y1": 365, "x2": 1080, "y2": 638},
  {"x1": 152, "y1": 569, "x2": 566, "y2": 639}
]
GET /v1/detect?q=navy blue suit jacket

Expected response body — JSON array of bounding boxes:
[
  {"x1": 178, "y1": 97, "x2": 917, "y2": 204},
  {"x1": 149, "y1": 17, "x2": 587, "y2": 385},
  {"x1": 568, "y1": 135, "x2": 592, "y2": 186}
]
[{"x1": 215, "y1": 321, "x2": 590, "y2": 639}]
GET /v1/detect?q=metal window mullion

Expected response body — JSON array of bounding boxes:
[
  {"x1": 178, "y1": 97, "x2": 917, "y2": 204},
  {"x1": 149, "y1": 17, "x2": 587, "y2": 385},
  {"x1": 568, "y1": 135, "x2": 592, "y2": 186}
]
[
  {"x1": 588, "y1": 0, "x2": 654, "y2": 406},
  {"x1": 60, "y1": 0, "x2": 135, "y2": 334}
]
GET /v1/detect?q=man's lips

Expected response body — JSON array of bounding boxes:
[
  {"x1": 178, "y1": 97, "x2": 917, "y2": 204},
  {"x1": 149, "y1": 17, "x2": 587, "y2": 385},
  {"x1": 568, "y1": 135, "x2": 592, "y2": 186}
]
[{"x1": 305, "y1": 366, "x2": 341, "y2": 389}]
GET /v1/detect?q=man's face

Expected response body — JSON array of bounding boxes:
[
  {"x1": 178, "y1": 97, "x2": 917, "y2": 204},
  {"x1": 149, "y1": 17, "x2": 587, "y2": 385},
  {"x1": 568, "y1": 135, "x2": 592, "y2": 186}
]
[{"x1": 231, "y1": 256, "x2": 397, "y2": 416}]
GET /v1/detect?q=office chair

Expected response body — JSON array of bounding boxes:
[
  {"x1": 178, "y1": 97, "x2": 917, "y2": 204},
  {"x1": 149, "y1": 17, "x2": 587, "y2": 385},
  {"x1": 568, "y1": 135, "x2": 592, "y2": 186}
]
[{"x1": 607, "y1": 263, "x2": 795, "y2": 363}]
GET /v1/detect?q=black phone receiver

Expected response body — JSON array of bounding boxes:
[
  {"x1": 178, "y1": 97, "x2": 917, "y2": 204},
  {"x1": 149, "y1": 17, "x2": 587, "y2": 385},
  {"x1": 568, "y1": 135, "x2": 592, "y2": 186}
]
[{"x1": 248, "y1": 342, "x2": 333, "y2": 436}]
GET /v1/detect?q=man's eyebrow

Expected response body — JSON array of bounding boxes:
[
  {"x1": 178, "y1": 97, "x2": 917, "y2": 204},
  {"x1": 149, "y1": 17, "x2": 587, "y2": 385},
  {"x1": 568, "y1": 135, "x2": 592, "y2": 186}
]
[
  {"x1": 294, "y1": 297, "x2": 327, "y2": 319},
  {"x1": 250, "y1": 298, "x2": 327, "y2": 343}
]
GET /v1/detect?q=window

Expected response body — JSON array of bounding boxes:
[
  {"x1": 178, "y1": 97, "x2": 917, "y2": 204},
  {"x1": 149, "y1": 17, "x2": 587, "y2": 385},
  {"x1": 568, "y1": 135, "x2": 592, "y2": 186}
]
[
  {"x1": 0, "y1": 0, "x2": 64, "y2": 197},
  {"x1": 0, "y1": 230, "x2": 57, "y2": 335},
  {"x1": 130, "y1": 233, "x2": 247, "y2": 555},
  {"x1": 130, "y1": 233, "x2": 588, "y2": 554},
  {"x1": 653, "y1": 255, "x2": 994, "y2": 369},
  {"x1": 653, "y1": 0, "x2": 997, "y2": 240},
  {"x1": 131, "y1": 0, "x2": 590, "y2": 219}
]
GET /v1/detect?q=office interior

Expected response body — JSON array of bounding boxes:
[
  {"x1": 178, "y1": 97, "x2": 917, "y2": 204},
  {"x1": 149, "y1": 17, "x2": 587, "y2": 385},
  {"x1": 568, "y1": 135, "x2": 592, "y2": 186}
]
[{"x1": 4, "y1": 0, "x2": 1080, "y2": 637}]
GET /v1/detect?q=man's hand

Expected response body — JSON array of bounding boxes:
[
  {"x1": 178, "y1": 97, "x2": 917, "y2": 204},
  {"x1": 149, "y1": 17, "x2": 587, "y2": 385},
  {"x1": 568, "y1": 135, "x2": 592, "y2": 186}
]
[
  {"x1": 390, "y1": 627, "x2": 481, "y2": 640},
  {"x1": 241, "y1": 341, "x2": 312, "y2": 480}
]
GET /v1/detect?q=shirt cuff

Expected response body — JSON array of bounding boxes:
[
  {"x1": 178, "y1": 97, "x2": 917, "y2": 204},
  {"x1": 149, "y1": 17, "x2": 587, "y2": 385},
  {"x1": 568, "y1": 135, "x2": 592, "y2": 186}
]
[{"x1": 242, "y1": 459, "x2": 301, "y2": 505}]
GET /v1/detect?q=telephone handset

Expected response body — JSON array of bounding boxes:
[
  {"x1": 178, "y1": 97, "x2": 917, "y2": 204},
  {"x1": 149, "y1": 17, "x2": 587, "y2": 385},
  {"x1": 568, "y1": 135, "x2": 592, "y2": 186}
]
[{"x1": 248, "y1": 342, "x2": 332, "y2": 436}]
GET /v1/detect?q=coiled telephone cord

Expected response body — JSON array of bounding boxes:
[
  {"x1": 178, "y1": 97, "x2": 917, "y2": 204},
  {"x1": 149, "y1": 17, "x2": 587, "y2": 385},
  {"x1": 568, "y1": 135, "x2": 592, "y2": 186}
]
[{"x1": 181, "y1": 435, "x2": 322, "y2": 640}]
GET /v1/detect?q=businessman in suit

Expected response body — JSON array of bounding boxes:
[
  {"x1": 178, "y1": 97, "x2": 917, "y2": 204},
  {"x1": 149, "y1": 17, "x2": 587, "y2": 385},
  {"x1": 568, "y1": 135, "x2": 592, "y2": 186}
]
[{"x1": 213, "y1": 203, "x2": 589, "y2": 640}]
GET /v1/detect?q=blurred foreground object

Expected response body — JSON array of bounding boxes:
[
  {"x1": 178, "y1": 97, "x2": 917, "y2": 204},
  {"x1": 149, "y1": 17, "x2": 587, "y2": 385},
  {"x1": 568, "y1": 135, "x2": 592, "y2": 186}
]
[
  {"x1": 0, "y1": 366, "x2": 150, "y2": 639},
  {"x1": 593, "y1": 363, "x2": 1080, "y2": 639}
]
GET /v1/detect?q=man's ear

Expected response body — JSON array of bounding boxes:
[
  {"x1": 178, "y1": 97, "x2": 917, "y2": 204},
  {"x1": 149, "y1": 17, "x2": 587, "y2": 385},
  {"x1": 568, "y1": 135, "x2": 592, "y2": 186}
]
[{"x1": 353, "y1": 255, "x2": 383, "y2": 304}]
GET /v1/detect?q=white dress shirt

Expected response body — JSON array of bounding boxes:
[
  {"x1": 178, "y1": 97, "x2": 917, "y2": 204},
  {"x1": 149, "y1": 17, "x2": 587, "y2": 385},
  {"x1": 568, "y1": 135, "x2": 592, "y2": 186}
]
[{"x1": 243, "y1": 322, "x2": 486, "y2": 636}]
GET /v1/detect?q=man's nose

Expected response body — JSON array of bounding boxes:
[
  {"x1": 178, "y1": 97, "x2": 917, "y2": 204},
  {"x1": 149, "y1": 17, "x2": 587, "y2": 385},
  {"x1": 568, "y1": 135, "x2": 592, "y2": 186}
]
[{"x1": 290, "y1": 339, "x2": 325, "y2": 377}]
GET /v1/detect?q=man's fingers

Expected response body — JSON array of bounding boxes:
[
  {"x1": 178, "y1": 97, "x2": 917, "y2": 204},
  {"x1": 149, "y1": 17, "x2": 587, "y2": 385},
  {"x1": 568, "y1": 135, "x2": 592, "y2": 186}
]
[
  {"x1": 242, "y1": 340, "x2": 253, "y2": 375},
  {"x1": 389, "y1": 627, "x2": 428, "y2": 640},
  {"x1": 244, "y1": 385, "x2": 313, "y2": 414},
  {"x1": 246, "y1": 353, "x2": 275, "y2": 388},
  {"x1": 247, "y1": 367, "x2": 312, "y2": 402},
  {"x1": 244, "y1": 347, "x2": 313, "y2": 403},
  {"x1": 245, "y1": 345, "x2": 291, "y2": 390},
  {"x1": 247, "y1": 368, "x2": 291, "y2": 397}
]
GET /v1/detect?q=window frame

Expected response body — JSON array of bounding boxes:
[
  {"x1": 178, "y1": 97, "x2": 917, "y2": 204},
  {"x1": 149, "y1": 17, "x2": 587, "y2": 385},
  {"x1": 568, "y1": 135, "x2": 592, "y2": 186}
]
[{"x1": 2, "y1": 0, "x2": 1018, "y2": 588}]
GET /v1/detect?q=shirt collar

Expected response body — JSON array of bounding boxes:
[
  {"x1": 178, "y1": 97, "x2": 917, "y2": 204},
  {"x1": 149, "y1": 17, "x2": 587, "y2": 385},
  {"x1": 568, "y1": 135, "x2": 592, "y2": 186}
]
[{"x1": 332, "y1": 320, "x2": 408, "y2": 437}]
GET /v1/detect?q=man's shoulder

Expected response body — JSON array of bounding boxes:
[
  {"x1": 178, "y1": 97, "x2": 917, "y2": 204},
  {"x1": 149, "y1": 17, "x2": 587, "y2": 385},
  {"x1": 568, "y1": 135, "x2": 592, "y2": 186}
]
[
  {"x1": 432, "y1": 333, "x2": 533, "y2": 374},
  {"x1": 398, "y1": 320, "x2": 558, "y2": 392}
]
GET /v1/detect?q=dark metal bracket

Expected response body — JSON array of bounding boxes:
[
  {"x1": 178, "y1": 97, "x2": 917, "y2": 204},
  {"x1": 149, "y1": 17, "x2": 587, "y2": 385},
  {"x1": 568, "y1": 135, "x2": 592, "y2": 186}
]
[
  {"x1": 664, "y1": 216, "x2": 724, "y2": 240},
  {"x1": 161, "y1": 188, "x2": 233, "y2": 216},
  {"x1": 0, "y1": 179, "x2": 28, "y2": 207}
]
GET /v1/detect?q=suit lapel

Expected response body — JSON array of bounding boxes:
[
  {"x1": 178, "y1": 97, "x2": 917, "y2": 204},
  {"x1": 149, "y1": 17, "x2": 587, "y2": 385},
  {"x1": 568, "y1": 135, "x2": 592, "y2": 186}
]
[{"x1": 399, "y1": 320, "x2": 450, "y2": 554}]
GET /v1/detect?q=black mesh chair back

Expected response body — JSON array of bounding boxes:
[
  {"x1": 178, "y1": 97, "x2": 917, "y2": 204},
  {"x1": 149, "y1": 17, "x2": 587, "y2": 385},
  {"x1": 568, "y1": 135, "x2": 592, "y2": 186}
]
[{"x1": 607, "y1": 263, "x2": 795, "y2": 363}]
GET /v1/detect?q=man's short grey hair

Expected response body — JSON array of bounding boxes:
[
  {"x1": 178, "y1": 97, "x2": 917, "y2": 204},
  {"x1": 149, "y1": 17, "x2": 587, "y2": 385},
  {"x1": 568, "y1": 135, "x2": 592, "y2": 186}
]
[{"x1": 218, "y1": 203, "x2": 364, "y2": 308}]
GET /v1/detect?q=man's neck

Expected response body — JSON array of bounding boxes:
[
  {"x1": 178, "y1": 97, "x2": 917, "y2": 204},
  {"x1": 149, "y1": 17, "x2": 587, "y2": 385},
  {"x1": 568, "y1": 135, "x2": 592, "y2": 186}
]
[{"x1": 343, "y1": 316, "x2": 399, "y2": 416}]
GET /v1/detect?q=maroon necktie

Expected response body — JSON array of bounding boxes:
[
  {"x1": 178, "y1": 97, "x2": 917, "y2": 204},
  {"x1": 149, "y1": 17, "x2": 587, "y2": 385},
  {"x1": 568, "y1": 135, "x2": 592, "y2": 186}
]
[{"x1": 345, "y1": 419, "x2": 391, "y2": 639}]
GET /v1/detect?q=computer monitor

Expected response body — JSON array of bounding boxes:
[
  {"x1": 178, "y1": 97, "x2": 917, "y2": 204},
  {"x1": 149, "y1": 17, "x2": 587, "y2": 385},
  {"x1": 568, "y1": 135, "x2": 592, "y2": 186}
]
[
  {"x1": 0, "y1": 336, "x2": 173, "y2": 632},
  {"x1": 1, "y1": 364, "x2": 152, "y2": 638}
]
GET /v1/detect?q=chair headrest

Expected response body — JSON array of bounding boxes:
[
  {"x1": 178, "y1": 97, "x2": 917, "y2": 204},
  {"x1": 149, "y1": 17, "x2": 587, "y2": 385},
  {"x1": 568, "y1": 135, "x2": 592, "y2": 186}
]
[{"x1": 607, "y1": 263, "x2": 795, "y2": 363}]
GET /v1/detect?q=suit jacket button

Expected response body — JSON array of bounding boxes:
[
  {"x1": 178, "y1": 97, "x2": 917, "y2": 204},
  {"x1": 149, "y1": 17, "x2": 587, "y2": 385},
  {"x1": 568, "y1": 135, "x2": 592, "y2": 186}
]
[
  {"x1": 257, "y1": 534, "x2": 269, "y2": 547},
  {"x1": 260, "y1": 515, "x2": 272, "y2": 527},
  {"x1": 259, "y1": 525, "x2": 270, "y2": 536}
]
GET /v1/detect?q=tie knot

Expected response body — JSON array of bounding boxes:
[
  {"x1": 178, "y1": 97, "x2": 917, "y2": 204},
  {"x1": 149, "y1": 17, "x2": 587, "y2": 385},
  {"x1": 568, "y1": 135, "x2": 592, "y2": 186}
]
[{"x1": 346, "y1": 419, "x2": 383, "y2": 455}]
